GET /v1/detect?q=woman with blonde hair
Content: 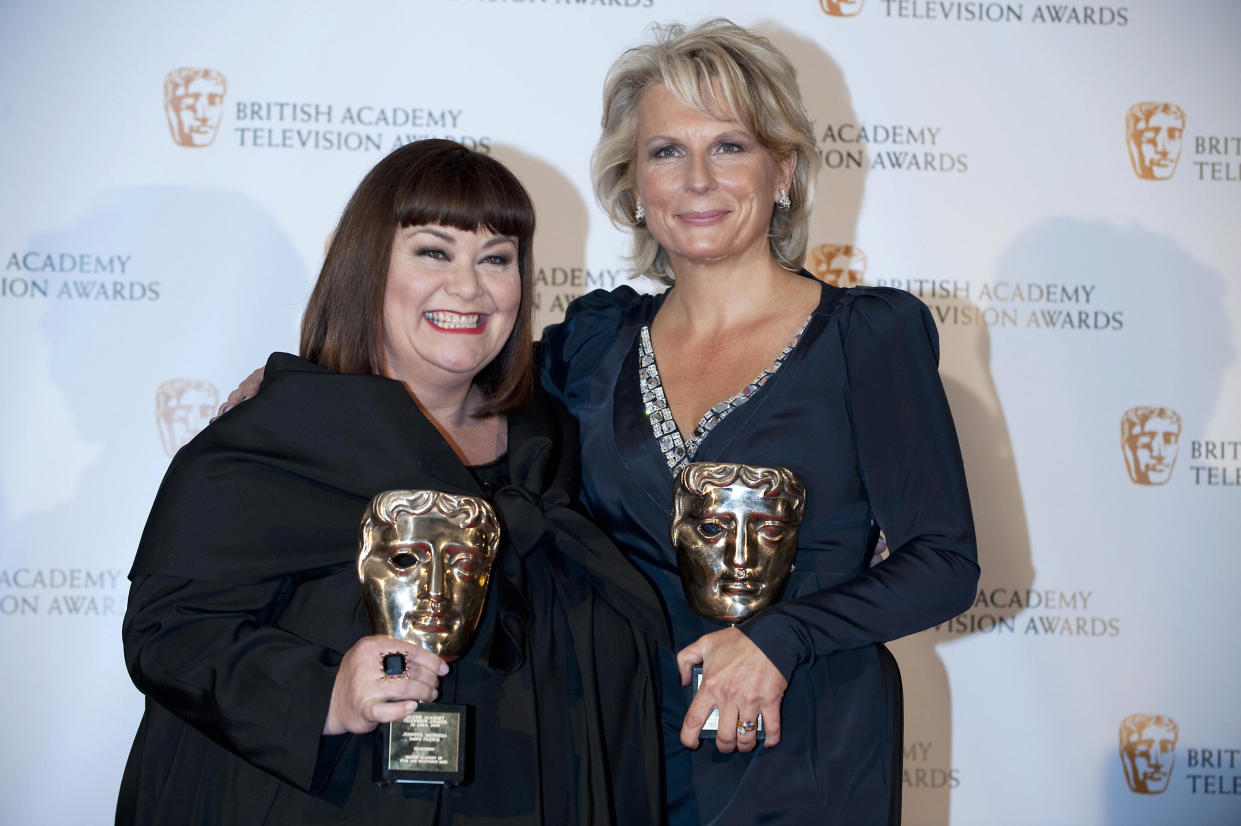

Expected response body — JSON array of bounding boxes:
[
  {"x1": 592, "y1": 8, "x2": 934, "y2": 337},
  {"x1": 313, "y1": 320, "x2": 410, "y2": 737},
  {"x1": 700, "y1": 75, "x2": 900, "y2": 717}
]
[
  {"x1": 541, "y1": 19, "x2": 978, "y2": 824},
  {"x1": 219, "y1": 21, "x2": 978, "y2": 825}
]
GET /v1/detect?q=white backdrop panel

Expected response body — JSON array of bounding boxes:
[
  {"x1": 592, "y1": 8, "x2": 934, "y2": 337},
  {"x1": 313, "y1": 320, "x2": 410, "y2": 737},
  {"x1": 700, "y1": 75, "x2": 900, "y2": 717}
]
[{"x1": 1, "y1": 1, "x2": 1238, "y2": 823}]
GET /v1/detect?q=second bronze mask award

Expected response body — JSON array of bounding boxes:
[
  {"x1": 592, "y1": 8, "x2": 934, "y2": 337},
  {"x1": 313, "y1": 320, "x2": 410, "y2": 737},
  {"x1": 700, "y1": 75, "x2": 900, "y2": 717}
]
[
  {"x1": 358, "y1": 489, "x2": 501, "y2": 785},
  {"x1": 671, "y1": 462, "x2": 807, "y2": 740}
]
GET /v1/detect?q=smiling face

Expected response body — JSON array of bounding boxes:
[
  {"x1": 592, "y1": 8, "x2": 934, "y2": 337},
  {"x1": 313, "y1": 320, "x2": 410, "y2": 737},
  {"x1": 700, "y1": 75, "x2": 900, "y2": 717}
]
[
  {"x1": 359, "y1": 491, "x2": 500, "y2": 660},
  {"x1": 672, "y1": 464, "x2": 804, "y2": 623},
  {"x1": 632, "y1": 83, "x2": 795, "y2": 273},
  {"x1": 381, "y1": 224, "x2": 521, "y2": 395}
]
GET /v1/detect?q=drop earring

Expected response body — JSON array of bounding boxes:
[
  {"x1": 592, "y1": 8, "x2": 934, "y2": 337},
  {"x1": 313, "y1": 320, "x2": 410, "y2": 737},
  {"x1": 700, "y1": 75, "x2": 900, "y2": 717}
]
[
  {"x1": 777, "y1": 188, "x2": 791, "y2": 209},
  {"x1": 634, "y1": 200, "x2": 645, "y2": 222}
]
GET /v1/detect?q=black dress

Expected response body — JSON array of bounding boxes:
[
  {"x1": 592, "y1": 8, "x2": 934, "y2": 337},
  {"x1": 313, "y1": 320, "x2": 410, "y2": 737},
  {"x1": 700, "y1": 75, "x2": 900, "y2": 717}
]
[
  {"x1": 540, "y1": 278, "x2": 980, "y2": 825},
  {"x1": 117, "y1": 353, "x2": 666, "y2": 825}
]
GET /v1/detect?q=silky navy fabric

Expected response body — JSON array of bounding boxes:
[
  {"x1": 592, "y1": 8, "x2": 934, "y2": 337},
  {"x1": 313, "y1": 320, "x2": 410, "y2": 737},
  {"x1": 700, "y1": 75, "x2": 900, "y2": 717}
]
[{"x1": 541, "y1": 277, "x2": 979, "y2": 825}]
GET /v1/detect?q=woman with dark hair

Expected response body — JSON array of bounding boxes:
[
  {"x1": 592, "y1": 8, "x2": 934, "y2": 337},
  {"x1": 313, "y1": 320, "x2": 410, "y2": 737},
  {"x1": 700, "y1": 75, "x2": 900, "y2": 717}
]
[
  {"x1": 118, "y1": 139, "x2": 665, "y2": 825},
  {"x1": 219, "y1": 20, "x2": 979, "y2": 825}
]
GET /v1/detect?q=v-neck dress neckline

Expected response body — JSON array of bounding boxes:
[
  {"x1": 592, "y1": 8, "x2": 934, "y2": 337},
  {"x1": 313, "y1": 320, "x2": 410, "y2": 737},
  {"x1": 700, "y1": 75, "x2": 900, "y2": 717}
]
[{"x1": 638, "y1": 314, "x2": 814, "y2": 473}]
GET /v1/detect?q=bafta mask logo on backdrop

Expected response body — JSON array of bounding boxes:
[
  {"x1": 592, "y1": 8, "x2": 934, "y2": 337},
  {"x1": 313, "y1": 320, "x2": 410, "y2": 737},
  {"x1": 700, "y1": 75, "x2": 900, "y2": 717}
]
[
  {"x1": 1119, "y1": 714, "x2": 1179, "y2": 794},
  {"x1": 156, "y1": 379, "x2": 219, "y2": 456},
  {"x1": 808, "y1": 244, "x2": 868, "y2": 287},
  {"x1": 1121, "y1": 406, "x2": 1182, "y2": 485},
  {"x1": 164, "y1": 68, "x2": 227, "y2": 147},
  {"x1": 1126, "y1": 102, "x2": 1186, "y2": 180},
  {"x1": 820, "y1": 0, "x2": 865, "y2": 16}
]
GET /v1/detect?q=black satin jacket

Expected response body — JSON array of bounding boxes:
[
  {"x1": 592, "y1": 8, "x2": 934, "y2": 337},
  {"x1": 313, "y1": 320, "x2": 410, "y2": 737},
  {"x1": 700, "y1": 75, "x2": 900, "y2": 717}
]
[{"x1": 118, "y1": 353, "x2": 667, "y2": 826}]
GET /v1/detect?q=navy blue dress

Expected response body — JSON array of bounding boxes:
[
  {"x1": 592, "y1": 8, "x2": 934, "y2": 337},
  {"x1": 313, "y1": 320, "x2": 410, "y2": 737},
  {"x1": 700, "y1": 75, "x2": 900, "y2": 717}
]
[{"x1": 541, "y1": 278, "x2": 979, "y2": 825}]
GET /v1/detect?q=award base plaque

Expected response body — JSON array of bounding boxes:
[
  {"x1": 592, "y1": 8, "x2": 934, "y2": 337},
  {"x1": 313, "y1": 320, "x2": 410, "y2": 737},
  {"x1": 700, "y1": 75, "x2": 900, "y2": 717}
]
[
  {"x1": 692, "y1": 666, "x2": 764, "y2": 741},
  {"x1": 360, "y1": 490, "x2": 502, "y2": 789},
  {"x1": 379, "y1": 703, "x2": 470, "y2": 785}
]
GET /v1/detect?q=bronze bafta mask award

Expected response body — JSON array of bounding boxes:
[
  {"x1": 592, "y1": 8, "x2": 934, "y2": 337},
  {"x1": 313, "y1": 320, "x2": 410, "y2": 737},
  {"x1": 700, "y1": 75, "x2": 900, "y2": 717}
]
[
  {"x1": 358, "y1": 489, "x2": 501, "y2": 785},
  {"x1": 671, "y1": 462, "x2": 806, "y2": 739}
]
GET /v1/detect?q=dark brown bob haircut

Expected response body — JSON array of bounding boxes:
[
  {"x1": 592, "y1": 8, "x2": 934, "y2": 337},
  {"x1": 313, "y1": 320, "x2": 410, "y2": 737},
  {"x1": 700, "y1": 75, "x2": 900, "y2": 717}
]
[{"x1": 300, "y1": 139, "x2": 536, "y2": 417}]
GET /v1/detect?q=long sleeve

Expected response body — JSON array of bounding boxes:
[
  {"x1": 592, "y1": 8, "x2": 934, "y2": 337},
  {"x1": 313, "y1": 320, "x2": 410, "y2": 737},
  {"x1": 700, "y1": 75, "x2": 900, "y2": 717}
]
[
  {"x1": 123, "y1": 571, "x2": 351, "y2": 792},
  {"x1": 740, "y1": 289, "x2": 979, "y2": 680},
  {"x1": 120, "y1": 354, "x2": 441, "y2": 804}
]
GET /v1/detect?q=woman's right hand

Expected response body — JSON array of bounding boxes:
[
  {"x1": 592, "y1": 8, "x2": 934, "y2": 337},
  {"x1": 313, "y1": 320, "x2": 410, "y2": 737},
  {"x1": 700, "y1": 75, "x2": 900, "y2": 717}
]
[
  {"x1": 323, "y1": 635, "x2": 449, "y2": 735},
  {"x1": 213, "y1": 367, "x2": 265, "y2": 420}
]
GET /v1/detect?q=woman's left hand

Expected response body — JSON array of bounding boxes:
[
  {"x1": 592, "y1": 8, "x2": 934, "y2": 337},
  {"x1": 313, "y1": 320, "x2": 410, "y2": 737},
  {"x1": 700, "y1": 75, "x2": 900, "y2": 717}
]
[{"x1": 677, "y1": 627, "x2": 787, "y2": 753}]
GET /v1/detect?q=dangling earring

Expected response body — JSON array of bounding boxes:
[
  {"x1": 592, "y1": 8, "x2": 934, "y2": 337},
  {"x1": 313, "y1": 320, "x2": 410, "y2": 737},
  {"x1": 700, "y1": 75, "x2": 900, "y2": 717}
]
[
  {"x1": 634, "y1": 200, "x2": 645, "y2": 222},
  {"x1": 777, "y1": 187, "x2": 791, "y2": 210}
]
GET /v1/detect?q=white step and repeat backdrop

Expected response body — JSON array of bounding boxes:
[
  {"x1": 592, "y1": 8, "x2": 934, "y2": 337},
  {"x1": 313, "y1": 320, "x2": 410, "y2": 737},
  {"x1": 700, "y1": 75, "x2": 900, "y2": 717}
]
[{"x1": 1, "y1": 1, "x2": 1238, "y2": 823}]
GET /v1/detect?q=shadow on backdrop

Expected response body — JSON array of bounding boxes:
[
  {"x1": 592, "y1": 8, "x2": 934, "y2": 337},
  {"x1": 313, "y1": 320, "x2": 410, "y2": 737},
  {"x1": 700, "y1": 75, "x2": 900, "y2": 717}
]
[
  {"x1": 766, "y1": 21, "x2": 1012, "y2": 826},
  {"x1": 1, "y1": 187, "x2": 306, "y2": 825}
]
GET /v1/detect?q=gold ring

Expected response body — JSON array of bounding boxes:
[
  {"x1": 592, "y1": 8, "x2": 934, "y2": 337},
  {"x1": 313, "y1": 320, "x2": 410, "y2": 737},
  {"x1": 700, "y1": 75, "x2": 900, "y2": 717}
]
[{"x1": 738, "y1": 719, "x2": 757, "y2": 734}]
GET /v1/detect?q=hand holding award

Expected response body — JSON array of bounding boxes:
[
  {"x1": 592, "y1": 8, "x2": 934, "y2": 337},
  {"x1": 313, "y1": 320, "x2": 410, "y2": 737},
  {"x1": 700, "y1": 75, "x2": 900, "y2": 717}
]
[
  {"x1": 671, "y1": 463, "x2": 806, "y2": 746},
  {"x1": 358, "y1": 489, "x2": 501, "y2": 785}
]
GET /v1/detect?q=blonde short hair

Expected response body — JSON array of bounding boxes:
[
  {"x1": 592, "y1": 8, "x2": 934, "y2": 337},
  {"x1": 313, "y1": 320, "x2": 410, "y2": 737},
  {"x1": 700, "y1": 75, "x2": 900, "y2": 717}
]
[{"x1": 592, "y1": 19, "x2": 820, "y2": 285}]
